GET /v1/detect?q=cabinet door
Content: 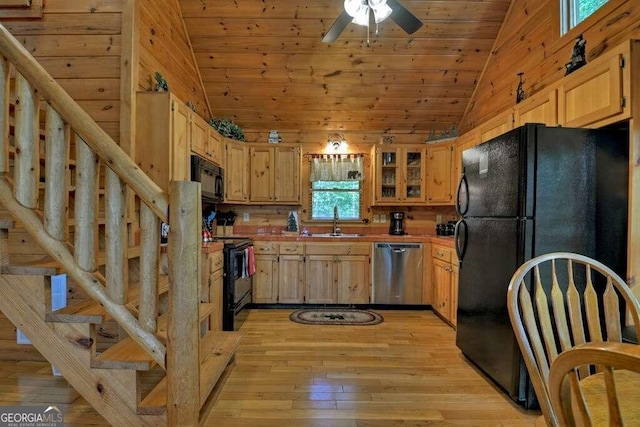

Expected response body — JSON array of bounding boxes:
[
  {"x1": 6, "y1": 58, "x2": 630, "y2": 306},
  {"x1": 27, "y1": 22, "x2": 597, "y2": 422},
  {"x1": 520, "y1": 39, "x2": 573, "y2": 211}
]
[
  {"x1": 432, "y1": 258, "x2": 451, "y2": 321},
  {"x1": 558, "y1": 54, "x2": 625, "y2": 128},
  {"x1": 403, "y1": 148, "x2": 426, "y2": 203},
  {"x1": 209, "y1": 129, "x2": 223, "y2": 166},
  {"x1": 514, "y1": 90, "x2": 558, "y2": 127},
  {"x1": 426, "y1": 144, "x2": 453, "y2": 205},
  {"x1": 336, "y1": 255, "x2": 369, "y2": 304},
  {"x1": 451, "y1": 263, "x2": 458, "y2": 326},
  {"x1": 274, "y1": 146, "x2": 301, "y2": 203},
  {"x1": 249, "y1": 146, "x2": 275, "y2": 202},
  {"x1": 190, "y1": 113, "x2": 209, "y2": 159},
  {"x1": 253, "y1": 254, "x2": 278, "y2": 303},
  {"x1": 374, "y1": 147, "x2": 401, "y2": 204},
  {"x1": 225, "y1": 142, "x2": 249, "y2": 202},
  {"x1": 479, "y1": 111, "x2": 513, "y2": 143},
  {"x1": 305, "y1": 255, "x2": 337, "y2": 304},
  {"x1": 279, "y1": 255, "x2": 305, "y2": 303},
  {"x1": 171, "y1": 100, "x2": 190, "y2": 183},
  {"x1": 210, "y1": 268, "x2": 223, "y2": 331}
]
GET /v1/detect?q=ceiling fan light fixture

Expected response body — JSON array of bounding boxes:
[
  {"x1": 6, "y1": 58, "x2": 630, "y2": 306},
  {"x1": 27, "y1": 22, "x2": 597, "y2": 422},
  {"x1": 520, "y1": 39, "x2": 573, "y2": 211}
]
[
  {"x1": 344, "y1": 0, "x2": 366, "y2": 18},
  {"x1": 369, "y1": 0, "x2": 392, "y2": 23},
  {"x1": 351, "y1": 7, "x2": 370, "y2": 26}
]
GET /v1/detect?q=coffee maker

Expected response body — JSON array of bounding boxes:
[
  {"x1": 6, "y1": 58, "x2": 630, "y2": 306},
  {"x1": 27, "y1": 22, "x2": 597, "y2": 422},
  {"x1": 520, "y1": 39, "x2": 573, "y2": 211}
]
[{"x1": 389, "y1": 211, "x2": 406, "y2": 235}]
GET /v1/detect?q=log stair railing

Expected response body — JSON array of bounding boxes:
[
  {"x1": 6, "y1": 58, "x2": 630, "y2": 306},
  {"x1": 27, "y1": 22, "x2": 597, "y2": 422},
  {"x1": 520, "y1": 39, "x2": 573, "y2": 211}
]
[{"x1": 0, "y1": 23, "x2": 238, "y2": 426}]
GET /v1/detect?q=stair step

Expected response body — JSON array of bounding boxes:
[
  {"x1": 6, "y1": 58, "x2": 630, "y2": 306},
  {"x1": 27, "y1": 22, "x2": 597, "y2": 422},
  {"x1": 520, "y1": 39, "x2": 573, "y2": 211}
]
[
  {"x1": 46, "y1": 275, "x2": 170, "y2": 324},
  {"x1": 137, "y1": 331, "x2": 241, "y2": 415},
  {"x1": 91, "y1": 303, "x2": 214, "y2": 370}
]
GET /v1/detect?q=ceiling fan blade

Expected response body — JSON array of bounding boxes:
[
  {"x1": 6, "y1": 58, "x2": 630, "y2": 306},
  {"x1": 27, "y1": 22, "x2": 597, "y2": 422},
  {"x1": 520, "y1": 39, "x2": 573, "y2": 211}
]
[
  {"x1": 322, "y1": 10, "x2": 352, "y2": 43},
  {"x1": 387, "y1": 0, "x2": 423, "y2": 34}
]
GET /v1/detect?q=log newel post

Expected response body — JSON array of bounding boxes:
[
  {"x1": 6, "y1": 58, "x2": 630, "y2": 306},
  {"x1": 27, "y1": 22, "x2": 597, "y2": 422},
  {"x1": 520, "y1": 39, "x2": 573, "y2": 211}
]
[{"x1": 167, "y1": 181, "x2": 201, "y2": 426}]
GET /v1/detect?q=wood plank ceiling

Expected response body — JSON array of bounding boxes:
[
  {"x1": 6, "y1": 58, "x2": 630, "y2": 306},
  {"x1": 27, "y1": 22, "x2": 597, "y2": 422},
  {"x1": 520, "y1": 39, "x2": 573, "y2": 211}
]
[{"x1": 179, "y1": 0, "x2": 511, "y2": 143}]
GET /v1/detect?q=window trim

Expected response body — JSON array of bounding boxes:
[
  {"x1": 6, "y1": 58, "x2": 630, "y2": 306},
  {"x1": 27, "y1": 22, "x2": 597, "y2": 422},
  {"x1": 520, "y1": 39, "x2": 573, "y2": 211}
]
[{"x1": 551, "y1": 0, "x2": 619, "y2": 55}]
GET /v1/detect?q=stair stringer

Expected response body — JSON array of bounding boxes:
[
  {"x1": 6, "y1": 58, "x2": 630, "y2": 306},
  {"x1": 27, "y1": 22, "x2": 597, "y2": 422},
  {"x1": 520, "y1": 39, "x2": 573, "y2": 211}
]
[{"x1": 0, "y1": 274, "x2": 166, "y2": 426}]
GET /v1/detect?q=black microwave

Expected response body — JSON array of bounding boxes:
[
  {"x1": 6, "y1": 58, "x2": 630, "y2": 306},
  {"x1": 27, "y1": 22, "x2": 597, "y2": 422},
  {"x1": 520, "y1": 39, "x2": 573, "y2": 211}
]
[{"x1": 190, "y1": 155, "x2": 224, "y2": 202}]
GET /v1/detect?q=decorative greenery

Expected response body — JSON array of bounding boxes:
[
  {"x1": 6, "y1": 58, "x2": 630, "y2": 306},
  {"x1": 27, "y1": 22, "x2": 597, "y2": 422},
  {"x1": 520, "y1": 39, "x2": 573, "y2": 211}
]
[
  {"x1": 153, "y1": 72, "x2": 168, "y2": 92},
  {"x1": 425, "y1": 125, "x2": 458, "y2": 142},
  {"x1": 209, "y1": 117, "x2": 246, "y2": 141}
]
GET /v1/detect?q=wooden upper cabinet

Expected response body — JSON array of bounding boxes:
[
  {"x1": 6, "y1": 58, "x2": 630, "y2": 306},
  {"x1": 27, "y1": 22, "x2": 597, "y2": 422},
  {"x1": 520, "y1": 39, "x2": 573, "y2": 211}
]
[
  {"x1": 274, "y1": 145, "x2": 301, "y2": 203},
  {"x1": 373, "y1": 146, "x2": 426, "y2": 205},
  {"x1": 190, "y1": 113, "x2": 209, "y2": 158},
  {"x1": 208, "y1": 129, "x2": 223, "y2": 167},
  {"x1": 478, "y1": 110, "x2": 513, "y2": 143},
  {"x1": 249, "y1": 146, "x2": 275, "y2": 203},
  {"x1": 225, "y1": 140, "x2": 249, "y2": 203},
  {"x1": 426, "y1": 143, "x2": 453, "y2": 205},
  {"x1": 558, "y1": 44, "x2": 628, "y2": 128},
  {"x1": 248, "y1": 144, "x2": 301, "y2": 204},
  {"x1": 514, "y1": 89, "x2": 558, "y2": 127},
  {"x1": 135, "y1": 92, "x2": 190, "y2": 193}
]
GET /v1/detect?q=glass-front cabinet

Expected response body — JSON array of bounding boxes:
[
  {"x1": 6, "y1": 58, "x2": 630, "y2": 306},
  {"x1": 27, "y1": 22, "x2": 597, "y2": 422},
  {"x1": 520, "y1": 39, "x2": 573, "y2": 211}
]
[{"x1": 373, "y1": 146, "x2": 426, "y2": 205}]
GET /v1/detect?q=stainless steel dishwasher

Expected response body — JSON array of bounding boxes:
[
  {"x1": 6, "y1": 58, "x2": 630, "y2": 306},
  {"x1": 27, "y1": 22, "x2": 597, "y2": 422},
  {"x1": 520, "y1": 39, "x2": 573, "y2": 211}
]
[{"x1": 373, "y1": 242, "x2": 423, "y2": 304}]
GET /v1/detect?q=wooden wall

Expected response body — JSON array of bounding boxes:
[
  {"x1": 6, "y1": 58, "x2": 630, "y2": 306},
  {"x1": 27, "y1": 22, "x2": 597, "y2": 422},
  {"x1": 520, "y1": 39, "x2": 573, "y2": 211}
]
[
  {"x1": 459, "y1": 0, "x2": 640, "y2": 133},
  {"x1": 137, "y1": 0, "x2": 210, "y2": 119},
  {"x1": 2, "y1": 0, "x2": 125, "y2": 141}
]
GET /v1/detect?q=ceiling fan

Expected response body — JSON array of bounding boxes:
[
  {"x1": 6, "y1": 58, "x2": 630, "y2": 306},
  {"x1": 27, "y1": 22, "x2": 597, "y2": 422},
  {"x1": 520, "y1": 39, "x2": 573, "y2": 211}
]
[{"x1": 322, "y1": 0, "x2": 423, "y2": 44}]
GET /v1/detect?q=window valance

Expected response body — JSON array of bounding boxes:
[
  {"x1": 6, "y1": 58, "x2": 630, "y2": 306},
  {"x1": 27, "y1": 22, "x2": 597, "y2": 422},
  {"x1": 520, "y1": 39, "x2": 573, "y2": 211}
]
[{"x1": 309, "y1": 154, "x2": 364, "y2": 182}]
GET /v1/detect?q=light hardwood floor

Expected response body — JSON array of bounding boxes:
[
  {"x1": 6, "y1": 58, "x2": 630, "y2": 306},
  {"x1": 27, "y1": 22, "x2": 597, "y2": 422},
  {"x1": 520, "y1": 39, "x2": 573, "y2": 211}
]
[{"x1": 0, "y1": 309, "x2": 541, "y2": 426}]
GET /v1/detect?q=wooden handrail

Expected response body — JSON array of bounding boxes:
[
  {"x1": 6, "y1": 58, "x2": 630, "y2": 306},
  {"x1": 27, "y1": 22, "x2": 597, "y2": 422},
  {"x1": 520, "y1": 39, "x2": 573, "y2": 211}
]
[{"x1": 0, "y1": 23, "x2": 169, "y2": 222}]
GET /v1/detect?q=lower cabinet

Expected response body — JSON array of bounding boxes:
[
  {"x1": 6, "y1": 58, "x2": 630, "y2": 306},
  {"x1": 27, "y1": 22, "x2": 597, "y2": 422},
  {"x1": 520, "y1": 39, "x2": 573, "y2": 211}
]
[
  {"x1": 305, "y1": 243, "x2": 370, "y2": 304},
  {"x1": 252, "y1": 241, "x2": 371, "y2": 305},
  {"x1": 278, "y1": 243, "x2": 305, "y2": 303},
  {"x1": 202, "y1": 249, "x2": 223, "y2": 332},
  {"x1": 431, "y1": 244, "x2": 458, "y2": 327},
  {"x1": 253, "y1": 242, "x2": 279, "y2": 303}
]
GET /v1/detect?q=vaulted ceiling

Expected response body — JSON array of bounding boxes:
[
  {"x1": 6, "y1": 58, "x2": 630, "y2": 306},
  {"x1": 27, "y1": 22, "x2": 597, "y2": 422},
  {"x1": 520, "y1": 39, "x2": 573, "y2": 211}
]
[{"x1": 178, "y1": 0, "x2": 512, "y2": 143}]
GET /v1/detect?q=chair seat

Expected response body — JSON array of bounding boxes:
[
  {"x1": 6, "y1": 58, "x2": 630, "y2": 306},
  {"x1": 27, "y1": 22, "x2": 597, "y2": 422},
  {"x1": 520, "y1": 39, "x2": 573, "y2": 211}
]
[{"x1": 579, "y1": 369, "x2": 640, "y2": 425}]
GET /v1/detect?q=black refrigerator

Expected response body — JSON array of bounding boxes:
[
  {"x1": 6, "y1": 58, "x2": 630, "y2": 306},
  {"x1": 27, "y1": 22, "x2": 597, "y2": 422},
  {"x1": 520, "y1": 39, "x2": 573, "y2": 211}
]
[{"x1": 454, "y1": 123, "x2": 629, "y2": 408}]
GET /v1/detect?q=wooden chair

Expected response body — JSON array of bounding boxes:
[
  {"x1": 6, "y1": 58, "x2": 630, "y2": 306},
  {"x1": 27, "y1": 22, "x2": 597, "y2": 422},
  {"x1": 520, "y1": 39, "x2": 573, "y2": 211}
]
[
  {"x1": 549, "y1": 342, "x2": 640, "y2": 426},
  {"x1": 507, "y1": 252, "x2": 640, "y2": 427}
]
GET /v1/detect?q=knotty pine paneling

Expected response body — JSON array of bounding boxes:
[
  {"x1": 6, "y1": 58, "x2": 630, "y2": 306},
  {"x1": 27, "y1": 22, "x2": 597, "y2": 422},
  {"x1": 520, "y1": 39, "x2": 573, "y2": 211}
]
[
  {"x1": 460, "y1": 0, "x2": 640, "y2": 133},
  {"x1": 2, "y1": 0, "x2": 124, "y2": 145},
  {"x1": 137, "y1": 0, "x2": 209, "y2": 118}
]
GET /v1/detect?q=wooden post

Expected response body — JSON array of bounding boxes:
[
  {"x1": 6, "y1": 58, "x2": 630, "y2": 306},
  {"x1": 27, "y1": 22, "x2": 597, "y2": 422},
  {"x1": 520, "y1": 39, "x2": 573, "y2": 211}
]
[
  {"x1": 44, "y1": 105, "x2": 69, "y2": 241},
  {"x1": 106, "y1": 169, "x2": 128, "y2": 304},
  {"x1": 0, "y1": 57, "x2": 9, "y2": 173},
  {"x1": 139, "y1": 202, "x2": 159, "y2": 333},
  {"x1": 167, "y1": 181, "x2": 200, "y2": 426},
  {"x1": 13, "y1": 74, "x2": 39, "y2": 209},
  {"x1": 75, "y1": 135, "x2": 98, "y2": 272}
]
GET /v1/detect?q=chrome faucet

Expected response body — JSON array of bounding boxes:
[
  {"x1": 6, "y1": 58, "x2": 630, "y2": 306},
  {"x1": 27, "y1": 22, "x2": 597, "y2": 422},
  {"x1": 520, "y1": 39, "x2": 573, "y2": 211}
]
[{"x1": 332, "y1": 205, "x2": 341, "y2": 235}]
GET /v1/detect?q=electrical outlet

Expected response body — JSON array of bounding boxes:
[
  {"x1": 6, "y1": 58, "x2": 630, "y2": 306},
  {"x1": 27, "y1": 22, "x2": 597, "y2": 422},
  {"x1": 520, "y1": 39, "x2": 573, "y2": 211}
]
[
  {"x1": 380, "y1": 214, "x2": 386, "y2": 223},
  {"x1": 436, "y1": 214, "x2": 443, "y2": 224},
  {"x1": 373, "y1": 214, "x2": 380, "y2": 223},
  {"x1": 243, "y1": 212, "x2": 250, "y2": 222}
]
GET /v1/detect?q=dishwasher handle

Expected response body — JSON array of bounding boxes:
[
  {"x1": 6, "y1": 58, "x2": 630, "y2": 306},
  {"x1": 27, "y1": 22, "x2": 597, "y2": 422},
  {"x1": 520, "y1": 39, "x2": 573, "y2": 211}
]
[{"x1": 375, "y1": 243, "x2": 423, "y2": 250}]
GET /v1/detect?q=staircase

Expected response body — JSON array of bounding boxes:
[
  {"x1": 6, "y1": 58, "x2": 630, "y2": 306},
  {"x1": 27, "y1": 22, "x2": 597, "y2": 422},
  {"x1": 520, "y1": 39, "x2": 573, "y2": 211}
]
[{"x1": 0, "y1": 24, "x2": 239, "y2": 426}]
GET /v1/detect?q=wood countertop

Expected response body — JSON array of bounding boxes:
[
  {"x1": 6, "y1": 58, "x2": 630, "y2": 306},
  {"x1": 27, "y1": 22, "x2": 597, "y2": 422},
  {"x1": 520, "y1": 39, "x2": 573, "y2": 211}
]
[{"x1": 215, "y1": 233, "x2": 456, "y2": 248}]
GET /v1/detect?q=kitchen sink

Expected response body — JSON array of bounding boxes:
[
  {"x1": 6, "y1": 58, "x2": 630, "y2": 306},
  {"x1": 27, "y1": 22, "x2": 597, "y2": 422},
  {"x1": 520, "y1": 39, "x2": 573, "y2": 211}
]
[{"x1": 310, "y1": 233, "x2": 364, "y2": 238}]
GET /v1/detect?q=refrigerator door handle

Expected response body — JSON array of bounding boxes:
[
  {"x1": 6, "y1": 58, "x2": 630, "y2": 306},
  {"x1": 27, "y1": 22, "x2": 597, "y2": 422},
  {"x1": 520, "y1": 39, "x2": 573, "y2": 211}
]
[
  {"x1": 455, "y1": 170, "x2": 469, "y2": 216},
  {"x1": 454, "y1": 219, "x2": 468, "y2": 268}
]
